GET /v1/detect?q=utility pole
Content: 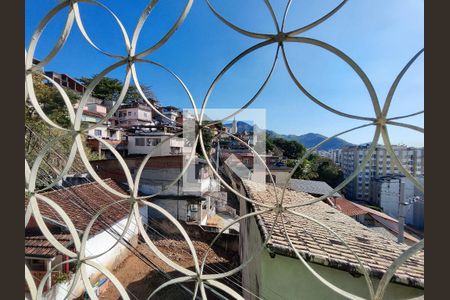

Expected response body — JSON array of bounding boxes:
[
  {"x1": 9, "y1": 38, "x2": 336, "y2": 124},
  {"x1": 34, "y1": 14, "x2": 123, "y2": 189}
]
[
  {"x1": 216, "y1": 139, "x2": 220, "y2": 174},
  {"x1": 397, "y1": 180, "x2": 406, "y2": 244}
]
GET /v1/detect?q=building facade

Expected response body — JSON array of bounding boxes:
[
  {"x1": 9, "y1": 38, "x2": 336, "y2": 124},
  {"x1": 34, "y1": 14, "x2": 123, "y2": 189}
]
[
  {"x1": 341, "y1": 144, "x2": 424, "y2": 202},
  {"x1": 126, "y1": 132, "x2": 187, "y2": 156},
  {"x1": 114, "y1": 102, "x2": 153, "y2": 128},
  {"x1": 370, "y1": 175, "x2": 424, "y2": 229},
  {"x1": 91, "y1": 156, "x2": 220, "y2": 226}
]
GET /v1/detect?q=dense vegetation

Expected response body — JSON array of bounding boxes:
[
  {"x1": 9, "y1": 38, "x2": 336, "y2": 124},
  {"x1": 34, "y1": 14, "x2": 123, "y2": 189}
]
[
  {"x1": 78, "y1": 76, "x2": 156, "y2": 103},
  {"x1": 25, "y1": 73, "x2": 106, "y2": 188},
  {"x1": 267, "y1": 136, "x2": 344, "y2": 188}
]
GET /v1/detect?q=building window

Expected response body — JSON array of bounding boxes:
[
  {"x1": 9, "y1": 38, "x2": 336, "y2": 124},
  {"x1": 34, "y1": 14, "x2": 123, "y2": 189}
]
[
  {"x1": 171, "y1": 147, "x2": 181, "y2": 154},
  {"x1": 266, "y1": 174, "x2": 276, "y2": 183},
  {"x1": 27, "y1": 259, "x2": 46, "y2": 271},
  {"x1": 128, "y1": 111, "x2": 132, "y2": 116},
  {"x1": 189, "y1": 204, "x2": 198, "y2": 212},
  {"x1": 146, "y1": 138, "x2": 161, "y2": 146},
  {"x1": 135, "y1": 138, "x2": 145, "y2": 146},
  {"x1": 94, "y1": 129, "x2": 102, "y2": 137}
]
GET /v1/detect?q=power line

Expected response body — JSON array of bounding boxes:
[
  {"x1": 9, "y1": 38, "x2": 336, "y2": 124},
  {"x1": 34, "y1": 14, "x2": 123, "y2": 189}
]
[{"x1": 27, "y1": 129, "x2": 260, "y2": 299}]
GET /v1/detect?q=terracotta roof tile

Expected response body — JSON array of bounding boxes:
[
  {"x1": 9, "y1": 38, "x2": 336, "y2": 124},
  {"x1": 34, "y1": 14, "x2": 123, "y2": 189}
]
[
  {"x1": 25, "y1": 234, "x2": 73, "y2": 258},
  {"x1": 243, "y1": 180, "x2": 424, "y2": 289},
  {"x1": 333, "y1": 197, "x2": 367, "y2": 216},
  {"x1": 25, "y1": 179, "x2": 130, "y2": 236}
]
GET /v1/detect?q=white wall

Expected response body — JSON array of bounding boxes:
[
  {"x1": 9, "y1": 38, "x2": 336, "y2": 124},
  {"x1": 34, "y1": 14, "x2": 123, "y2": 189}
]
[
  {"x1": 127, "y1": 135, "x2": 186, "y2": 156},
  {"x1": 87, "y1": 125, "x2": 109, "y2": 139},
  {"x1": 117, "y1": 107, "x2": 152, "y2": 123},
  {"x1": 39, "y1": 208, "x2": 147, "y2": 300},
  {"x1": 379, "y1": 177, "x2": 424, "y2": 226},
  {"x1": 270, "y1": 170, "x2": 291, "y2": 186},
  {"x1": 85, "y1": 104, "x2": 107, "y2": 114}
]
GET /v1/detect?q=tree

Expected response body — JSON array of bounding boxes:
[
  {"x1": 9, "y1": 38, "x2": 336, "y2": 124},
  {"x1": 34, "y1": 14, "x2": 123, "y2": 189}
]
[
  {"x1": 78, "y1": 76, "x2": 122, "y2": 101},
  {"x1": 286, "y1": 159, "x2": 318, "y2": 180},
  {"x1": 271, "y1": 135, "x2": 343, "y2": 187},
  {"x1": 271, "y1": 138, "x2": 306, "y2": 159},
  {"x1": 27, "y1": 73, "x2": 80, "y2": 128},
  {"x1": 196, "y1": 121, "x2": 220, "y2": 157},
  {"x1": 126, "y1": 85, "x2": 157, "y2": 103},
  {"x1": 78, "y1": 76, "x2": 156, "y2": 103},
  {"x1": 25, "y1": 73, "x2": 105, "y2": 188},
  {"x1": 311, "y1": 156, "x2": 344, "y2": 188}
]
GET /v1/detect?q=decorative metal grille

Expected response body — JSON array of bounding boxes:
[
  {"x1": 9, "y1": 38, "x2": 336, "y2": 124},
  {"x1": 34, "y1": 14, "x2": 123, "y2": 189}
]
[{"x1": 25, "y1": 1, "x2": 424, "y2": 299}]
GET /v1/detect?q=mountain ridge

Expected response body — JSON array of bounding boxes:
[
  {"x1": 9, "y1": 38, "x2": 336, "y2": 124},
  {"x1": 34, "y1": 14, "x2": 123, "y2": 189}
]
[{"x1": 223, "y1": 121, "x2": 354, "y2": 150}]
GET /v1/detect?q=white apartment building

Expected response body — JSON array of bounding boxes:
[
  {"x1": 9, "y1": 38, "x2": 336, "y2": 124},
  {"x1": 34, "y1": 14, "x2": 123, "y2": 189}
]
[
  {"x1": 341, "y1": 144, "x2": 424, "y2": 202},
  {"x1": 316, "y1": 149, "x2": 342, "y2": 166},
  {"x1": 126, "y1": 132, "x2": 189, "y2": 156},
  {"x1": 115, "y1": 102, "x2": 153, "y2": 128},
  {"x1": 371, "y1": 175, "x2": 424, "y2": 229}
]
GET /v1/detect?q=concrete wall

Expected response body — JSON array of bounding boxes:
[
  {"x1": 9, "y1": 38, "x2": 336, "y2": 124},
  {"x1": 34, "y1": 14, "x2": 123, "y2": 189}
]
[
  {"x1": 413, "y1": 200, "x2": 424, "y2": 230},
  {"x1": 39, "y1": 210, "x2": 145, "y2": 300},
  {"x1": 147, "y1": 197, "x2": 214, "y2": 225},
  {"x1": 127, "y1": 135, "x2": 185, "y2": 156},
  {"x1": 240, "y1": 202, "x2": 264, "y2": 300},
  {"x1": 270, "y1": 170, "x2": 291, "y2": 186},
  {"x1": 259, "y1": 251, "x2": 424, "y2": 300},
  {"x1": 374, "y1": 177, "x2": 424, "y2": 227},
  {"x1": 87, "y1": 125, "x2": 109, "y2": 139},
  {"x1": 148, "y1": 198, "x2": 192, "y2": 222},
  {"x1": 85, "y1": 104, "x2": 107, "y2": 114}
]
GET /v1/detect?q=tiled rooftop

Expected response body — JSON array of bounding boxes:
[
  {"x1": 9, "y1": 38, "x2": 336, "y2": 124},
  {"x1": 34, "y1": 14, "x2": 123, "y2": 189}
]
[
  {"x1": 243, "y1": 180, "x2": 424, "y2": 288},
  {"x1": 289, "y1": 179, "x2": 342, "y2": 197},
  {"x1": 333, "y1": 197, "x2": 367, "y2": 216},
  {"x1": 333, "y1": 198, "x2": 420, "y2": 244},
  {"x1": 25, "y1": 179, "x2": 130, "y2": 236},
  {"x1": 25, "y1": 234, "x2": 73, "y2": 258}
]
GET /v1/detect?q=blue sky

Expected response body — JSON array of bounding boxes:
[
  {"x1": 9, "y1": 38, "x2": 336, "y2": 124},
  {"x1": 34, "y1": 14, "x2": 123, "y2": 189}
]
[{"x1": 25, "y1": 0, "x2": 424, "y2": 146}]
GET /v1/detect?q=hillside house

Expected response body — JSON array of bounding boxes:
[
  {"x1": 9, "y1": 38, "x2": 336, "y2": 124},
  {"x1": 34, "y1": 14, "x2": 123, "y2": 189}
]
[
  {"x1": 114, "y1": 102, "x2": 154, "y2": 128},
  {"x1": 44, "y1": 71, "x2": 86, "y2": 94},
  {"x1": 266, "y1": 164, "x2": 292, "y2": 186},
  {"x1": 126, "y1": 131, "x2": 187, "y2": 157},
  {"x1": 78, "y1": 104, "x2": 125, "y2": 157},
  {"x1": 156, "y1": 105, "x2": 181, "y2": 125}
]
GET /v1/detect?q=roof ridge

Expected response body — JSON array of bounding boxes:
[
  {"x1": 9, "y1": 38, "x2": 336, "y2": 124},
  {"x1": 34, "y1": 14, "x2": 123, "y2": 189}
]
[{"x1": 40, "y1": 178, "x2": 115, "y2": 196}]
